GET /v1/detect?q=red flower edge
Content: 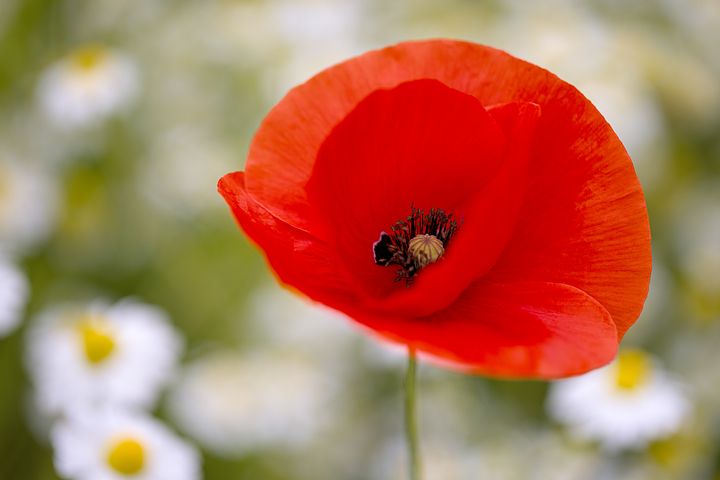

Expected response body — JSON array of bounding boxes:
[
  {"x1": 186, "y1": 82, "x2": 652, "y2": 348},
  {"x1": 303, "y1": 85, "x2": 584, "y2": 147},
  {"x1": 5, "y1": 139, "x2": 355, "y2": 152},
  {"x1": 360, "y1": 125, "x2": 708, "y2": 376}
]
[{"x1": 219, "y1": 39, "x2": 651, "y2": 378}]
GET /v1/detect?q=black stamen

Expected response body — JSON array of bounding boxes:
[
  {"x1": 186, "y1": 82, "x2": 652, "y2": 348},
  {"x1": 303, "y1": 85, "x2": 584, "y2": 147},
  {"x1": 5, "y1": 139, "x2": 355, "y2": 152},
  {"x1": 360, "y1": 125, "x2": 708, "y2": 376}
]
[
  {"x1": 372, "y1": 206, "x2": 460, "y2": 285},
  {"x1": 372, "y1": 232, "x2": 394, "y2": 266}
]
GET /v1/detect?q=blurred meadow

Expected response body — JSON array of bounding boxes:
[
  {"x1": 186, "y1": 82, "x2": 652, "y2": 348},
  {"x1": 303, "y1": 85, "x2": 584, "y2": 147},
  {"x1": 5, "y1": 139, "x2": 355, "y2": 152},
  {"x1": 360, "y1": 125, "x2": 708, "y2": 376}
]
[{"x1": 1, "y1": 0, "x2": 720, "y2": 479}]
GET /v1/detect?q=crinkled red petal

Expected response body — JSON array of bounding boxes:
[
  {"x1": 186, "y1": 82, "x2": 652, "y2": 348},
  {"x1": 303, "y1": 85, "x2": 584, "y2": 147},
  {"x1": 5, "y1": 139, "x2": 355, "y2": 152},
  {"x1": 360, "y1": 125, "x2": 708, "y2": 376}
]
[
  {"x1": 218, "y1": 173, "x2": 619, "y2": 377},
  {"x1": 218, "y1": 172, "x2": 356, "y2": 309},
  {"x1": 355, "y1": 281, "x2": 618, "y2": 378},
  {"x1": 242, "y1": 39, "x2": 650, "y2": 339},
  {"x1": 481, "y1": 100, "x2": 651, "y2": 338},
  {"x1": 362, "y1": 100, "x2": 540, "y2": 317},
  {"x1": 307, "y1": 80, "x2": 531, "y2": 317}
]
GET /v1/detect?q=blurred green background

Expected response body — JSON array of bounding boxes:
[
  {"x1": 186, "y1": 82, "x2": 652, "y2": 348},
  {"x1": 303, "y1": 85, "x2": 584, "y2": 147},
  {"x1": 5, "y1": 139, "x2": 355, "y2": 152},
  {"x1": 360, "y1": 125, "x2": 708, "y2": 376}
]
[{"x1": 1, "y1": 0, "x2": 720, "y2": 479}]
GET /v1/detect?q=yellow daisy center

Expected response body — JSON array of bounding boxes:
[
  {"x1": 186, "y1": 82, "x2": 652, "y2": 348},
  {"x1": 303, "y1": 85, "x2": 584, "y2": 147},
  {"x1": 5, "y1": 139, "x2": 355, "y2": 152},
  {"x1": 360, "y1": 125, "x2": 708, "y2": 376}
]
[
  {"x1": 107, "y1": 437, "x2": 146, "y2": 475},
  {"x1": 77, "y1": 317, "x2": 116, "y2": 364},
  {"x1": 70, "y1": 45, "x2": 108, "y2": 72},
  {"x1": 614, "y1": 349, "x2": 651, "y2": 391}
]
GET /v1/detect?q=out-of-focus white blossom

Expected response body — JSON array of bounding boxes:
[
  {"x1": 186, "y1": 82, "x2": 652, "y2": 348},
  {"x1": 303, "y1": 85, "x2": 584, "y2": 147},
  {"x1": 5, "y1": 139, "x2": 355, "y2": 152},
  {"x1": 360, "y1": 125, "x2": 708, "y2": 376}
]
[
  {"x1": 360, "y1": 336, "x2": 409, "y2": 369},
  {"x1": 0, "y1": 255, "x2": 29, "y2": 337},
  {"x1": 149, "y1": 1, "x2": 281, "y2": 67},
  {"x1": 0, "y1": 155, "x2": 59, "y2": 254},
  {"x1": 372, "y1": 429, "x2": 600, "y2": 480},
  {"x1": 37, "y1": 45, "x2": 139, "y2": 129},
  {"x1": 167, "y1": 285, "x2": 352, "y2": 457},
  {"x1": 547, "y1": 349, "x2": 690, "y2": 450},
  {"x1": 247, "y1": 284, "x2": 357, "y2": 358},
  {"x1": 27, "y1": 299, "x2": 182, "y2": 416},
  {"x1": 475, "y1": 431, "x2": 600, "y2": 480},
  {"x1": 627, "y1": 32, "x2": 720, "y2": 127},
  {"x1": 52, "y1": 406, "x2": 200, "y2": 480},
  {"x1": 168, "y1": 349, "x2": 337, "y2": 456},
  {"x1": 493, "y1": 3, "x2": 612, "y2": 79},
  {"x1": 372, "y1": 437, "x2": 483, "y2": 480},
  {"x1": 139, "y1": 127, "x2": 236, "y2": 215},
  {"x1": 660, "y1": 0, "x2": 720, "y2": 70},
  {"x1": 672, "y1": 186, "x2": 720, "y2": 301},
  {"x1": 487, "y1": 5, "x2": 667, "y2": 188},
  {"x1": 261, "y1": 0, "x2": 366, "y2": 101}
]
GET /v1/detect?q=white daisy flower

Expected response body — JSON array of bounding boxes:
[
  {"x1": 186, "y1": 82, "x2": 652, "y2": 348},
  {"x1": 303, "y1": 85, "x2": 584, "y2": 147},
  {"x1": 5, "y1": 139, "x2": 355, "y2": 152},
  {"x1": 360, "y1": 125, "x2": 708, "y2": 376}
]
[
  {"x1": 547, "y1": 349, "x2": 690, "y2": 451},
  {"x1": 27, "y1": 299, "x2": 182, "y2": 416},
  {"x1": 247, "y1": 284, "x2": 356, "y2": 358},
  {"x1": 52, "y1": 406, "x2": 200, "y2": 480},
  {"x1": 0, "y1": 155, "x2": 60, "y2": 254},
  {"x1": 0, "y1": 255, "x2": 29, "y2": 337},
  {"x1": 168, "y1": 349, "x2": 336, "y2": 457},
  {"x1": 37, "y1": 44, "x2": 139, "y2": 129}
]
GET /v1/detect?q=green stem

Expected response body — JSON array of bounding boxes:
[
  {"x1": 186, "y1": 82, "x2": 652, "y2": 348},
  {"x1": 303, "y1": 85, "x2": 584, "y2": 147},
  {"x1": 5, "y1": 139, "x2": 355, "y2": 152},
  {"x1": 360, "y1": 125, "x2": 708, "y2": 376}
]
[{"x1": 404, "y1": 347, "x2": 421, "y2": 480}]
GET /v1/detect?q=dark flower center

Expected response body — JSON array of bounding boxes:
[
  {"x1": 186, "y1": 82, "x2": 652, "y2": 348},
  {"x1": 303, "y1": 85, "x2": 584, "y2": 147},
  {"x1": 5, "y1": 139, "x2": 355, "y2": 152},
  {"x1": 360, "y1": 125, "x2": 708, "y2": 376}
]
[{"x1": 373, "y1": 206, "x2": 459, "y2": 284}]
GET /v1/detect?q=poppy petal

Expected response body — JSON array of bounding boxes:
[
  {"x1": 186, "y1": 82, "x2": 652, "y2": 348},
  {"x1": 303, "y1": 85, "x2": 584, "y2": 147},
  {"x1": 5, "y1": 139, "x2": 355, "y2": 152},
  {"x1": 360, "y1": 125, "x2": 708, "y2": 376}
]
[
  {"x1": 355, "y1": 281, "x2": 618, "y2": 378},
  {"x1": 306, "y1": 79, "x2": 506, "y2": 306},
  {"x1": 480, "y1": 93, "x2": 651, "y2": 338},
  {"x1": 341, "y1": 100, "x2": 541, "y2": 318},
  {"x1": 244, "y1": 40, "x2": 547, "y2": 232},
  {"x1": 217, "y1": 172, "x2": 356, "y2": 307},
  {"x1": 218, "y1": 96, "x2": 543, "y2": 323}
]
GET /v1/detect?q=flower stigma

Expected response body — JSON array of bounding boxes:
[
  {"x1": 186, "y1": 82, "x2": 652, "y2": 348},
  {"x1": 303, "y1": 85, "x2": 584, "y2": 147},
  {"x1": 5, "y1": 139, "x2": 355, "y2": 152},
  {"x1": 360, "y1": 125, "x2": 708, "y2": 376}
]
[
  {"x1": 408, "y1": 234, "x2": 444, "y2": 268},
  {"x1": 373, "y1": 206, "x2": 459, "y2": 285},
  {"x1": 107, "y1": 437, "x2": 146, "y2": 475},
  {"x1": 77, "y1": 315, "x2": 116, "y2": 365},
  {"x1": 614, "y1": 349, "x2": 651, "y2": 391}
]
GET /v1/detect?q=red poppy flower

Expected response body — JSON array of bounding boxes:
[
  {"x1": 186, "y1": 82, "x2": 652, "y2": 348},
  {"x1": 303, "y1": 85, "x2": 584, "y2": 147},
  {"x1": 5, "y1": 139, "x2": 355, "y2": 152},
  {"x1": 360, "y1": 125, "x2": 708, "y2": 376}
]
[{"x1": 219, "y1": 39, "x2": 651, "y2": 378}]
